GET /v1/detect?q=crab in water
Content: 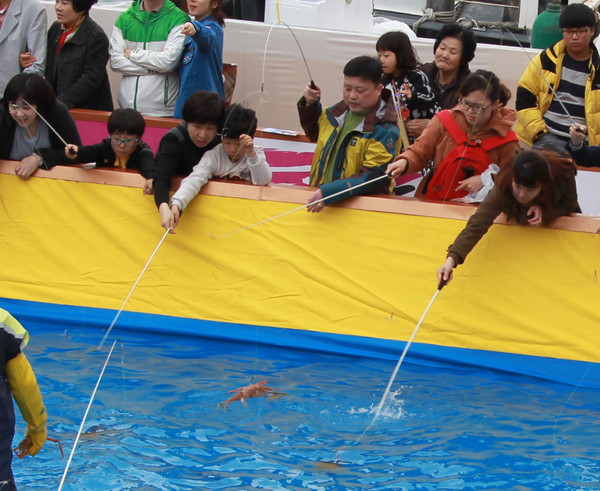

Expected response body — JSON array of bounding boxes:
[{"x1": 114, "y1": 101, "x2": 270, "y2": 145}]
[
  {"x1": 217, "y1": 380, "x2": 286, "y2": 409},
  {"x1": 14, "y1": 435, "x2": 64, "y2": 459}
]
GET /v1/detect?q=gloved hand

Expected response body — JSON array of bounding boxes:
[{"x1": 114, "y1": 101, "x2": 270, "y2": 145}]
[{"x1": 5, "y1": 352, "x2": 47, "y2": 457}]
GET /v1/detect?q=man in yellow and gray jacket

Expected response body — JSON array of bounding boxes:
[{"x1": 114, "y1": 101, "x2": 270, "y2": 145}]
[
  {"x1": 1, "y1": 309, "x2": 46, "y2": 490},
  {"x1": 298, "y1": 56, "x2": 399, "y2": 212},
  {"x1": 515, "y1": 3, "x2": 600, "y2": 155}
]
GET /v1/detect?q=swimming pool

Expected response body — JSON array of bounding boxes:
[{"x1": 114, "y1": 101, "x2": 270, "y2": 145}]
[{"x1": 11, "y1": 319, "x2": 600, "y2": 490}]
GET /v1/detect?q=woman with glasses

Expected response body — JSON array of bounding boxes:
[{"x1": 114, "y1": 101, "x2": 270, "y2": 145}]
[
  {"x1": 387, "y1": 70, "x2": 520, "y2": 202},
  {"x1": 60, "y1": 108, "x2": 156, "y2": 194},
  {"x1": 0, "y1": 73, "x2": 81, "y2": 180}
]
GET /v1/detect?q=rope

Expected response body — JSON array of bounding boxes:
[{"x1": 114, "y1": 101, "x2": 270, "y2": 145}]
[
  {"x1": 96, "y1": 228, "x2": 170, "y2": 350},
  {"x1": 58, "y1": 339, "x2": 119, "y2": 490}
]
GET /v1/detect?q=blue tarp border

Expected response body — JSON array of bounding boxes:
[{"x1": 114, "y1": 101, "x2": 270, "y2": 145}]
[{"x1": 2, "y1": 297, "x2": 598, "y2": 388}]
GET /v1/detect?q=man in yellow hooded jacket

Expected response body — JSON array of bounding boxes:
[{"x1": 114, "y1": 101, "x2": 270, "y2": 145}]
[
  {"x1": 1, "y1": 308, "x2": 47, "y2": 490},
  {"x1": 515, "y1": 3, "x2": 600, "y2": 155}
]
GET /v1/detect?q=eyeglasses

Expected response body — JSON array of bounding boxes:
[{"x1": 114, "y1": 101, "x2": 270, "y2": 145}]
[
  {"x1": 8, "y1": 102, "x2": 34, "y2": 112},
  {"x1": 110, "y1": 136, "x2": 139, "y2": 147},
  {"x1": 562, "y1": 28, "x2": 591, "y2": 38},
  {"x1": 459, "y1": 99, "x2": 491, "y2": 113}
]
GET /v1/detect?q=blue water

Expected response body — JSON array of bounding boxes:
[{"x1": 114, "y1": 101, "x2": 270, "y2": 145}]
[{"x1": 11, "y1": 322, "x2": 600, "y2": 490}]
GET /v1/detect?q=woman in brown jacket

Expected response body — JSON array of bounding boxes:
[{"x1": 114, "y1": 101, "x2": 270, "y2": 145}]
[
  {"x1": 437, "y1": 149, "x2": 580, "y2": 284},
  {"x1": 387, "y1": 69, "x2": 520, "y2": 200}
]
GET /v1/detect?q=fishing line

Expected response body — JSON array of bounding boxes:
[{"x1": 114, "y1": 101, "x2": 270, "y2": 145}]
[
  {"x1": 96, "y1": 228, "x2": 170, "y2": 351},
  {"x1": 210, "y1": 172, "x2": 390, "y2": 240},
  {"x1": 261, "y1": 20, "x2": 315, "y2": 95},
  {"x1": 22, "y1": 99, "x2": 77, "y2": 152},
  {"x1": 12, "y1": 103, "x2": 50, "y2": 171},
  {"x1": 501, "y1": 28, "x2": 578, "y2": 128},
  {"x1": 58, "y1": 338, "x2": 118, "y2": 491},
  {"x1": 321, "y1": 280, "x2": 447, "y2": 467}
]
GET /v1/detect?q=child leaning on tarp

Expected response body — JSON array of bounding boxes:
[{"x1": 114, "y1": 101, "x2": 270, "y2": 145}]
[
  {"x1": 1, "y1": 308, "x2": 47, "y2": 490},
  {"x1": 63, "y1": 108, "x2": 156, "y2": 194},
  {"x1": 163, "y1": 104, "x2": 272, "y2": 232}
]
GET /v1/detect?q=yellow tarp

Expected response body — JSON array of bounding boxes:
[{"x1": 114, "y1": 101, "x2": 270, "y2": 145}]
[{"x1": 1, "y1": 173, "x2": 600, "y2": 363}]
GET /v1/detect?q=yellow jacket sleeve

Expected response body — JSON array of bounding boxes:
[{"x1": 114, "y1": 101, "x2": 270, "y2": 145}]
[{"x1": 5, "y1": 352, "x2": 47, "y2": 456}]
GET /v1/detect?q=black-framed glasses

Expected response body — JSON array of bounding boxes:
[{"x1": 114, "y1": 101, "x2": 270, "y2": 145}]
[
  {"x1": 110, "y1": 137, "x2": 139, "y2": 147},
  {"x1": 459, "y1": 98, "x2": 491, "y2": 113},
  {"x1": 562, "y1": 28, "x2": 591, "y2": 38}
]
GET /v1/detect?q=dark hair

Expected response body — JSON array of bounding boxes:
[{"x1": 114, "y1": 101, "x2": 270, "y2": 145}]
[
  {"x1": 181, "y1": 91, "x2": 225, "y2": 125},
  {"x1": 3, "y1": 73, "x2": 56, "y2": 116},
  {"x1": 460, "y1": 69, "x2": 511, "y2": 106},
  {"x1": 559, "y1": 3, "x2": 597, "y2": 29},
  {"x1": 107, "y1": 108, "x2": 145, "y2": 137},
  {"x1": 209, "y1": 0, "x2": 226, "y2": 27},
  {"x1": 343, "y1": 56, "x2": 382, "y2": 84},
  {"x1": 496, "y1": 150, "x2": 577, "y2": 220},
  {"x1": 434, "y1": 23, "x2": 477, "y2": 66},
  {"x1": 375, "y1": 31, "x2": 418, "y2": 73},
  {"x1": 222, "y1": 104, "x2": 257, "y2": 138},
  {"x1": 71, "y1": 0, "x2": 98, "y2": 15}
]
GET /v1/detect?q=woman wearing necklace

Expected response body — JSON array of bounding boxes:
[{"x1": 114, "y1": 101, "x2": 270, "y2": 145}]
[{"x1": 407, "y1": 23, "x2": 478, "y2": 138}]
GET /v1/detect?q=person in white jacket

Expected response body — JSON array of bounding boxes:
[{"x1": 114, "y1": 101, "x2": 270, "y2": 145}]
[
  {"x1": 164, "y1": 103, "x2": 272, "y2": 231},
  {"x1": 109, "y1": 0, "x2": 189, "y2": 117}
]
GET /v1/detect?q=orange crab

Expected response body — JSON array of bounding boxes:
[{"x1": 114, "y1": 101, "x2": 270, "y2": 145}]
[
  {"x1": 217, "y1": 380, "x2": 286, "y2": 409},
  {"x1": 14, "y1": 435, "x2": 64, "y2": 460}
]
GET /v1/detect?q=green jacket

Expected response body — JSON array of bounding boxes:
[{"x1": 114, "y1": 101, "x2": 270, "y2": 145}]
[{"x1": 109, "y1": 0, "x2": 189, "y2": 116}]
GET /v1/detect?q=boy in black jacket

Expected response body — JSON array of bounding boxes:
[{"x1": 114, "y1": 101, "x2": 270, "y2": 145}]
[{"x1": 64, "y1": 108, "x2": 156, "y2": 194}]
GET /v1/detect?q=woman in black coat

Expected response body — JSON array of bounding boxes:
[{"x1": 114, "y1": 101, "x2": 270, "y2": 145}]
[{"x1": 44, "y1": 0, "x2": 113, "y2": 110}]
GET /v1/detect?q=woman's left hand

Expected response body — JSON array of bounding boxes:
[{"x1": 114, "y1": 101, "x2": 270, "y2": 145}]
[
  {"x1": 456, "y1": 175, "x2": 483, "y2": 195},
  {"x1": 527, "y1": 205, "x2": 543, "y2": 226}
]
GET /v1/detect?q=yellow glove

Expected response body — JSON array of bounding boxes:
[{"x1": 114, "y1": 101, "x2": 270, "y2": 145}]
[{"x1": 5, "y1": 352, "x2": 47, "y2": 456}]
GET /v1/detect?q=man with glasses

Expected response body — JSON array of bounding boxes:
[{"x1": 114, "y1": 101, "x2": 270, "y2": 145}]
[{"x1": 516, "y1": 2, "x2": 600, "y2": 155}]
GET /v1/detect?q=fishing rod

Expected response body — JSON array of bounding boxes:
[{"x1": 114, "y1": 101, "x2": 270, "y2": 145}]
[
  {"x1": 21, "y1": 99, "x2": 77, "y2": 154},
  {"x1": 501, "y1": 27, "x2": 578, "y2": 128},
  {"x1": 213, "y1": 172, "x2": 391, "y2": 239},
  {"x1": 320, "y1": 278, "x2": 448, "y2": 468},
  {"x1": 96, "y1": 228, "x2": 171, "y2": 350}
]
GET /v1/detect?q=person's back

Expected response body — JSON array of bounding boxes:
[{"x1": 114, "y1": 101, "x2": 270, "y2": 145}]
[
  {"x1": 109, "y1": 0, "x2": 189, "y2": 117},
  {"x1": 0, "y1": 0, "x2": 47, "y2": 95},
  {"x1": 297, "y1": 55, "x2": 399, "y2": 212},
  {"x1": 515, "y1": 2, "x2": 600, "y2": 153},
  {"x1": 0, "y1": 309, "x2": 47, "y2": 490}
]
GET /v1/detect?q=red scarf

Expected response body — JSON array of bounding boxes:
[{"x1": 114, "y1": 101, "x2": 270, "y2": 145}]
[{"x1": 56, "y1": 20, "x2": 82, "y2": 53}]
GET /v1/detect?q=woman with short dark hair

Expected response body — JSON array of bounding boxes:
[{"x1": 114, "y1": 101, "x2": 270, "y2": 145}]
[
  {"x1": 43, "y1": 0, "x2": 113, "y2": 110},
  {"x1": 406, "y1": 23, "x2": 478, "y2": 138}
]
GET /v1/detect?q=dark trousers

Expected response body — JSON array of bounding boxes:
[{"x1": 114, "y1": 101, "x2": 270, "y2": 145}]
[{"x1": 0, "y1": 378, "x2": 16, "y2": 490}]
